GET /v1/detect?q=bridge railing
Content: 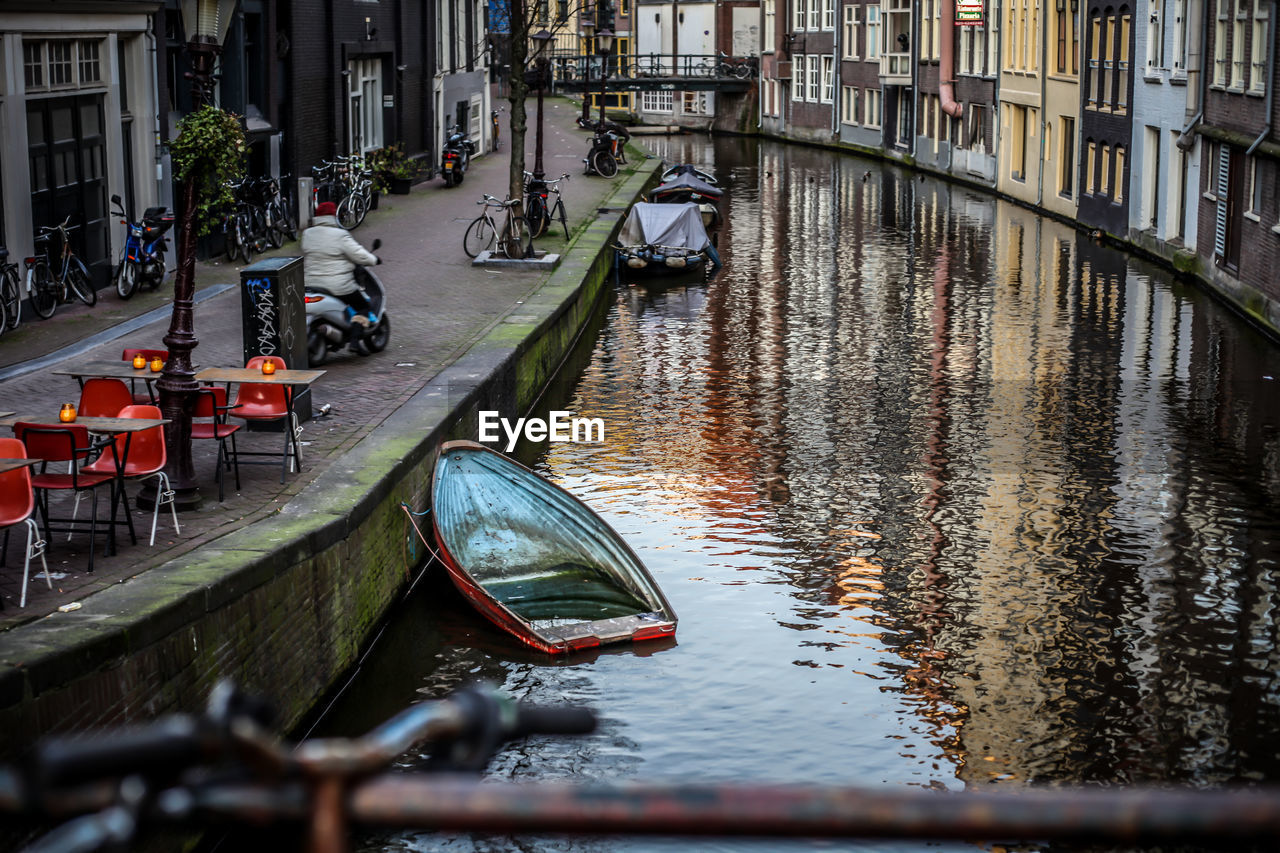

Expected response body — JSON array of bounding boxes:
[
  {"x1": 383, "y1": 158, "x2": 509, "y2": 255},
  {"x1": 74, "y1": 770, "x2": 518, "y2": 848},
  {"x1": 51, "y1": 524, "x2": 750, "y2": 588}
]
[{"x1": 546, "y1": 52, "x2": 759, "y2": 87}]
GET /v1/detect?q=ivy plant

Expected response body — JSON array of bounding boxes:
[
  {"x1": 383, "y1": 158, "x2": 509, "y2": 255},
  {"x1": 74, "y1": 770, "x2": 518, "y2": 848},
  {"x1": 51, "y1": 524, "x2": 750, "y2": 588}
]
[{"x1": 169, "y1": 106, "x2": 247, "y2": 236}]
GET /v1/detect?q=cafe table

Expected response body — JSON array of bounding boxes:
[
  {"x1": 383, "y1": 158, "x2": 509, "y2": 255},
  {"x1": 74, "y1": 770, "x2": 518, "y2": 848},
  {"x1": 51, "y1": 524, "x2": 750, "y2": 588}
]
[
  {"x1": 194, "y1": 367, "x2": 326, "y2": 480},
  {"x1": 1, "y1": 413, "x2": 171, "y2": 555},
  {"x1": 0, "y1": 458, "x2": 41, "y2": 475},
  {"x1": 53, "y1": 359, "x2": 166, "y2": 403}
]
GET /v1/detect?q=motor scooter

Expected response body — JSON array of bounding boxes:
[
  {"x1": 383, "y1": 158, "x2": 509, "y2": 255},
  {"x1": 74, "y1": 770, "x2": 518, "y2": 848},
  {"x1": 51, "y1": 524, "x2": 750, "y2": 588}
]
[
  {"x1": 440, "y1": 125, "x2": 475, "y2": 187},
  {"x1": 110, "y1": 193, "x2": 173, "y2": 299},
  {"x1": 304, "y1": 239, "x2": 391, "y2": 366}
]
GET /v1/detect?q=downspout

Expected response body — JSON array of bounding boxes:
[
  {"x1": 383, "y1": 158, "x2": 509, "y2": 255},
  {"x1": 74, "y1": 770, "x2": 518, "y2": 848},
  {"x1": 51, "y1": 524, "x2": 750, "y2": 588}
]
[
  {"x1": 832, "y1": 5, "x2": 841, "y2": 135},
  {"x1": 1245, "y1": 1, "x2": 1275, "y2": 155},
  {"x1": 1036, "y1": 0, "x2": 1047, "y2": 205},
  {"x1": 939, "y1": 0, "x2": 965, "y2": 118},
  {"x1": 1177, "y1": 0, "x2": 1210, "y2": 150}
]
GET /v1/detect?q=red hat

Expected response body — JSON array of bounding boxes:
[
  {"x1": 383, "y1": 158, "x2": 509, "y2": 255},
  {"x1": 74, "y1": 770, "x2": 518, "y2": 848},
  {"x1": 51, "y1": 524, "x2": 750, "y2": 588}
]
[{"x1": 315, "y1": 201, "x2": 337, "y2": 216}]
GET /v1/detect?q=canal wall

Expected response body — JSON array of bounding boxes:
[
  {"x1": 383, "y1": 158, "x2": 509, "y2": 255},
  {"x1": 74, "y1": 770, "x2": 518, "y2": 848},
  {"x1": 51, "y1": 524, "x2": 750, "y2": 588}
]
[{"x1": 0, "y1": 160, "x2": 663, "y2": 759}]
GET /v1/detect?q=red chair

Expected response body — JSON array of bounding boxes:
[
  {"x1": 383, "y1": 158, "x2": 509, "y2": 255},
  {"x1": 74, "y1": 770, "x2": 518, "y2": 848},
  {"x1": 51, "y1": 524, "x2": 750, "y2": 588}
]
[
  {"x1": 192, "y1": 386, "x2": 241, "y2": 501},
  {"x1": 228, "y1": 356, "x2": 300, "y2": 483},
  {"x1": 0, "y1": 438, "x2": 51, "y2": 608},
  {"x1": 121, "y1": 348, "x2": 169, "y2": 404},
  {"x1": 78, "y1": 405, "x2": 178, "y2": 546},
  {"x1": 14, "y1": 423, "x2": 115, "y2": 573},
  {"x1": 77, "y1": 377, "x2": 133, "y2": 418}
]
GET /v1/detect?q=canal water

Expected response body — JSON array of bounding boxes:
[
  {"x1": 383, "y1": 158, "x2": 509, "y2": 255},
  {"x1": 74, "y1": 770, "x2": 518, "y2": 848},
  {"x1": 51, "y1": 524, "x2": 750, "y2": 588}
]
[{"x1": 320, "y1": 137, "x2": 1280, "y2": 852}]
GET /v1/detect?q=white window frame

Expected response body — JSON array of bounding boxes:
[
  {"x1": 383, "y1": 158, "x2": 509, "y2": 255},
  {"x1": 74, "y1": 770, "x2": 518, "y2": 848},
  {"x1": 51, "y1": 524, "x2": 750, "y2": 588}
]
[
  {"x1": 821, "y1": 54, "x2": 835, "y2": 102},
  {"x1": 824, "y1": 0, "x2": 836, "y2": 30},
  {"x1": 1214, "y1": 9, "x2": 1229, "y2": 85},
  {"x1": 1147, "y1": 0, "x2": 1165, "y2": 70},
  {"x1": 1172, "y1": 0, "x2": 1188, "y2": 74},
  {"x1": 867, "y1": 6, "x2": 881, "y2": 61},
  {"x1": 794, "y1": 0, "x2": 806, "y2": 32},
  {"x1": 642, "y1": 89, "x2": 674, "y2": 113},
  {"x1": 865, "y1": 87, "x2": 882, "y2": 127},
  {"x1": 1246, "y1": 156, "x2": 1263, "y2": 218},
  {"x1": 844, "y1": 5, "x2": 861, "y2": 59},
  {"x1": 808, "y1": 53, "x2": 821, "y2": 101},
  {"x1": 22, "y1": 38, "x2": 105, "y2": 93},
  {"x1": 1251, "y1": 0, "x2": 1269, "y2": 93},
  {"x1": 765, "y1": 0, "x2": 777, "y2": 52},
  {"x1": 1232, "y1": 0, "x2": 1247, "y2": 88},
  {"x1": 347, "y1": 56, "x2": 384, "y2": 154},
  {"x1": 793, "y1": 54, "x2": 806, "y2": 99},
  {"x1": 809, "y1": 0, "x2": 822, "y2": 30}
]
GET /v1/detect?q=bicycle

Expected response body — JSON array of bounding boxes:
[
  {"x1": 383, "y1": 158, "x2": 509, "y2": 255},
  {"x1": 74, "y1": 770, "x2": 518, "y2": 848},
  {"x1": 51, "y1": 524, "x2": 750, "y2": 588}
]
[
  {"x1": 716, "y1": 51, "x2": 757, "y2": 79},
  {"x1": 25, "y1": 217, "x2": 95, "y2": 318},
  {"x1": 584, "y1": 125, "x2": 625, "y2": 178},
  {"x1": 8, "y1": 681, "x2": 1280, "y2": 853},
  {"x1": 311, "y1": 156, "x2": 372, "y2": 230},
  {"x1": 0, "y1": 245, "x2": 22, "y2": 334},
  {"x1": 523, "y1": 171, "x2": 571, "y2": 240},
  {"x1": 463, "y1": 194, "x2": 533, "y2": 259}
]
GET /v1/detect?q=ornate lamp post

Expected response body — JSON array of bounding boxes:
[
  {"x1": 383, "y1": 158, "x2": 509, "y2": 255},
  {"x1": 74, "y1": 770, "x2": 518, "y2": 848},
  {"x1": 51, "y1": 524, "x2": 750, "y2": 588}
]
[
  {"x1": 596, "y1": 24, "x2": 614, "y2": 127},
  {"x1": 528, "y1": 29, "x2": 554, "y2": 181},
  {"x1": 143, "y1": 0, "x2": 235, "y2": 511}
]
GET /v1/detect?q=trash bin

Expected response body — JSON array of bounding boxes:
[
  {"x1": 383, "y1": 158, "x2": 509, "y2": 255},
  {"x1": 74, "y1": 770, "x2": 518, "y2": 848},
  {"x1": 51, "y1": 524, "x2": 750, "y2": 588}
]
[{"x1": 240, "y1": 256, "x2": 311, "y2": 424}]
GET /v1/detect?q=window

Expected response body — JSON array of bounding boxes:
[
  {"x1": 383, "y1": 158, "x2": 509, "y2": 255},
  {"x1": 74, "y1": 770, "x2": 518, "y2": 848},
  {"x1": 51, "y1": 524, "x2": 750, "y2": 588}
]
[
  {"x1": 1058, "y1": 0, "x2": 1080, "y2": 74},
  {"x1": 1010, "y1": 104, "x2": 1028, "y2": 181},
  {"x1": 347, "y1": 57, "x2": 383, "y2": 154},
  {"x1": 22, "y1": 39, "x2": 104, "y2": 92},
  {"x1": 1060, "y1": 116, "x2": 1076, "y2": 196},
  {"x1": 1147, "y1": 0, "x2": 1164, "y2": 69},
  {"x1": 809, "y1": 0, "x2": 821, "y2": 30},
  {"x1": 865, "y1": 87, "x2": 883, "y2": 127},
  {"x1": 988, "y1": 1, "x2": 1001, "y2": 70},
  {"x1": 968, "y1": 103, "x2": 987, "y2": 153},
  {"x1": 844, "y1": 6, "x2": 861, "y2": 60},
  {"x1": 821, "y1": 55, "x2": 835, "y2": 102},
  {"x1": 793, "y1": 54, "x2": 806, "y2": 99},
  {"x1": 683, "y1": 92, "x2": 711, "y2": 115},
  {"x1": 1117, "y1": 8, "x2": 1131, "y2": 111},
  {"x1": 842, "y1": 85, "x2": 859, "y2": 124},
  {"x1": 824, "y1": 0, "x2": 836, "y2": 30},
  {"x1": 1114, "y1": 146, "x2": 1126, "y2": 202},
  {"x1": 867, "y1": 6, "x2": 881, "y2": 60},
  {"x1": 1252, "y1": 1, "x2": 1269, "y2": 93},
  {"x1": 794, "y1": 0, "x2": 806, "y2": 31},
  {"x1": 1172, "y1": 0, "x2": 1188, "y2": 73},
  {"x1": 960, "y1": 21, "x2": 986, "y2": 75},
  {"x1": 1101, "y1": 143, "x2": 1112, "y2": 195},
  {"x1": 1088, "y1": 139, "x2": 1098, "y2": 192},
  {"x1": 765, "y1": 0, "x2": 777, "y2": 50},
  {"x1": 1232, "y1": 0, "x2": 1247, "y2": 88},
  {"x1": 1247, "y1": 156, "x2": 1263, "y2": 216},
  {"x1": 642, "y1": 90, "x2": 674, "y2": 113},
  {"x1": 808, "y1": 53, "x2": 821, "y2": 101},
  {"x1": 922, "y1": 0, "x2": 936, "y2": 61},
  {"x1": 1214, "y1": 7, "x2": 1228, "y2": 85}
]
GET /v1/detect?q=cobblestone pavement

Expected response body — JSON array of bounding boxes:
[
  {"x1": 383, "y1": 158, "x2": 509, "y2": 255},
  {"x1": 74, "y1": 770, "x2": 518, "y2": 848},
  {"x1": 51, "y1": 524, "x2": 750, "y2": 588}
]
[{"x1": 0, "y1": 98, "x2": 649, "y2": 627}]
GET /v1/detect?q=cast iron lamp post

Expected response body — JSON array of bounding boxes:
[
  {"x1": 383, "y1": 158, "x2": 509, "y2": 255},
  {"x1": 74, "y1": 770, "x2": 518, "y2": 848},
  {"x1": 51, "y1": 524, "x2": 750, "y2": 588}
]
[
  {"x1": 528, "y1": 29, "x2": 554, "y2": 181},
  {"x1": 596, "y1": 25, "x2": 614, "y2": 127},
  {"x1": 579, "y1": 16, "x2": 595, "y2": 126},
  {"x1": 144, "y1": 0, "x2": 235, "y2": 511}
]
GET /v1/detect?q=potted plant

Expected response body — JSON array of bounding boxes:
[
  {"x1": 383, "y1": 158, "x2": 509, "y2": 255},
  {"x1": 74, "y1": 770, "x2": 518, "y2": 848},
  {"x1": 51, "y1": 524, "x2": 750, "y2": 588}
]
[{"x1": 368, "y1": 143, "x2": 422, "y2": 194}]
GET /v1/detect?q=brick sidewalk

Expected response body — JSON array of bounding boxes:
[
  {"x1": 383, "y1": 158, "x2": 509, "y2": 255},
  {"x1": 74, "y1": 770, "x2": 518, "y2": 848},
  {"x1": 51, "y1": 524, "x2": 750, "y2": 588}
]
[{"x1": 0, "y1": 97, "x2": 645, "y2": 626}]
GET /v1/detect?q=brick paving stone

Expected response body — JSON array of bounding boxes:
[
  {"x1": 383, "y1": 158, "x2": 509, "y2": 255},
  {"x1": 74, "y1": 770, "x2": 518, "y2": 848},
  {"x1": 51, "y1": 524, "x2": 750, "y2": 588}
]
[{"x1": 0, "y1": 98, "x2": 648, "y2": 626}]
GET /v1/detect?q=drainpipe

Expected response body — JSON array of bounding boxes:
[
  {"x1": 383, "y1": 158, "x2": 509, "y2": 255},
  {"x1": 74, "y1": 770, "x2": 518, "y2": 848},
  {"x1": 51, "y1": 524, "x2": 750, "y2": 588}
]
[
  {"x1": 1036, "y1": 0, "x2": 1047, "y2": 205},
  {"x1": 1177, "y1": 0, "x2": 1210, "y2": 150},
  {"x1": 1245, "y1": 1, "x2": 1275, "y2": 155},
  {"x1": 832, "y1": 9, "x2": 841, "y2": 135},
  {"x1": 939, "y1": 0, "x2": 965, "y2": 119}
]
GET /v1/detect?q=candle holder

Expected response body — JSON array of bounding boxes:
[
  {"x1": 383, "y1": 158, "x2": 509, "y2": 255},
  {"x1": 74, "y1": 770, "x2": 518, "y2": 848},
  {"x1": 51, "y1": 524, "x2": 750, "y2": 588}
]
[
  {"x1": 59, "y1": 403, "x2": 78, "y2": 423},
  {"x1": 133, "y1": 354, "x2": 147, "y2": 369}
]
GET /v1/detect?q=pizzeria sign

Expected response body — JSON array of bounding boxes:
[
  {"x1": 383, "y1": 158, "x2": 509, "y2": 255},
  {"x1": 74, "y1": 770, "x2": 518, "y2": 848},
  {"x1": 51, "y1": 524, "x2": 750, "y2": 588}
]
[{"x1": 956, "y1": 0, "x2": 984, "y2": 25}]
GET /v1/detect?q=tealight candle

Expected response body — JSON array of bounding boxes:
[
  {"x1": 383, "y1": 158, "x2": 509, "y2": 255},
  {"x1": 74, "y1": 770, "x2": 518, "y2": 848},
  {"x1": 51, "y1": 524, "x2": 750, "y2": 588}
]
[
  {"x1": 59, "y1": 403, "x2": 77, "y2": 423},
  {"x1": 132, "y1": 354, "x2": 146, "y2": 369},
  {"x1": 261, "y1": 361, "x2": 277, "y2": 375},
  {"x1": 149, "y1": 357, "x2": 164, "y2": 372}
]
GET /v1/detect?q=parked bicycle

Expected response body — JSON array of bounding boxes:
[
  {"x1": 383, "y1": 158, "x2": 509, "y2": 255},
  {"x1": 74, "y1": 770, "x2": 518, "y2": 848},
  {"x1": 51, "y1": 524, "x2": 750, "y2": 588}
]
[
  {"x1": 24, "y1": 218, "x2": 95, "y2": 319},
  {"x1": 463, "y1": 194, "x2": 533, "y2": 259},
  {"x1": 312, "y1": 155, "x2": 373, "y2": 229},
  {"x1": 715, "y1": 51, "x2": 758, "y2": 79},
  {"x1": 523, "y1": 171, "x2": 571, "y2": 240},
  {"x1": 0, "y1": 245, "x2": 22, "y2": 335},
  {"x1": 583, "y1": 123, "x2": 626, "y2": 178}
]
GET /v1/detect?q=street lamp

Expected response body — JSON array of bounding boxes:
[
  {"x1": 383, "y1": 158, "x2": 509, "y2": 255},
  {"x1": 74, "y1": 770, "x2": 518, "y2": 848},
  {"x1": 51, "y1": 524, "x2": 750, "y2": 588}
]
[
  {"x1": 579, "y1": 17, "x2": 595, "y2": 126},
  {"x1": 529, "y1": 28, "x2": 554, "y2": 181},
  {"x1": 144, "y1": 0, "x2": 234, "y2": 511},
  {"x1": 596, "y1": 25, "x2": 614, "y2": 127}
]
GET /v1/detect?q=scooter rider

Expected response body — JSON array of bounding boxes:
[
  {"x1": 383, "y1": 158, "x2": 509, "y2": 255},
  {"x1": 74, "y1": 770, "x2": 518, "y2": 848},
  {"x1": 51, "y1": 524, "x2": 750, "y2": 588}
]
[{"x1": 302, "y1": 201, "x2": 379, "y2": 345}]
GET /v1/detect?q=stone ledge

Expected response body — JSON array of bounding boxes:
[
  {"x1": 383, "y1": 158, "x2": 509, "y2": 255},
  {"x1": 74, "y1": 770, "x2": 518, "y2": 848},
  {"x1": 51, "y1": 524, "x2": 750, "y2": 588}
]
[{"x1": 472, "y1": 250, "x2": 561, "y2": 269}]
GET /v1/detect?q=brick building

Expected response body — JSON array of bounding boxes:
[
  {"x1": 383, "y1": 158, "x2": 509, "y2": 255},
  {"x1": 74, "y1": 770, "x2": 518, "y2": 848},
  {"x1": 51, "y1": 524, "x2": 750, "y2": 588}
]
[
  {"x1": 786, "y1": 0, "x2": 838, "y2": 141},
  {"x1": 1077, "y1": 2, "x2": 1135, "y2": 234}
]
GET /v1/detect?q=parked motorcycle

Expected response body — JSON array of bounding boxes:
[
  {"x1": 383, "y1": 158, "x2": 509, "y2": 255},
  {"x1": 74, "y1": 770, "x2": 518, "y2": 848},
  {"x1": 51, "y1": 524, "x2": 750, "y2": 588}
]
[
  {"x1": 440, "y1": 125, "x2": 476, "y2": 187},
  {"x1": 304, "y1": 238, "x2": 391, "y2": 366},
  {"x1": 110, "y1": 194, "x2": 173, "y2": 299}
]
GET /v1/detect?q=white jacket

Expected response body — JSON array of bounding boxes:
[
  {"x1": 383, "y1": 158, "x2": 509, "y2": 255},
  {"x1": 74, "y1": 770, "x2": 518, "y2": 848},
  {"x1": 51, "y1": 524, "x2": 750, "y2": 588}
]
[{"x1": 301, "y1": 215, "x2": 378, "y2": 296}]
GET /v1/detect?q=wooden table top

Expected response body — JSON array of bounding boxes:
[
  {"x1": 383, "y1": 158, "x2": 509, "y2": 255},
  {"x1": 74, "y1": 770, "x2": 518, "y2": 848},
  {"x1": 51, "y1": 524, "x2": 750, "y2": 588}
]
[
  {"x1": 51, "y1": 360, "x2": 165, "y2": 381},
  {"x1": 195, "y1": 367, "x2": 326, "y2": 385},
  {"x1": 0, "y1": 415, "x2": 169, "y2": 432},
  {"x1": 0, "y1": 458, "x2": 41, "y2": 474}
]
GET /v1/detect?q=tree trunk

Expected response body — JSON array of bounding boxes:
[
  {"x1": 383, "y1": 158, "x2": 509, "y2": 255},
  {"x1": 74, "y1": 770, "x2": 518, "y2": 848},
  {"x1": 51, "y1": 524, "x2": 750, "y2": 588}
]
[{"x1": 507, "y1": 5, "x2": 530, "y2": 217}]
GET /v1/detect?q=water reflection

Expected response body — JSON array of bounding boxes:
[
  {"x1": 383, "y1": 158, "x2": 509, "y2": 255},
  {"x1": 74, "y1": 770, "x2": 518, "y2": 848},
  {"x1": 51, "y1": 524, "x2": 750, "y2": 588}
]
[{"x1": 345, "y1": 136, "x2": 1280, "y2": 851}]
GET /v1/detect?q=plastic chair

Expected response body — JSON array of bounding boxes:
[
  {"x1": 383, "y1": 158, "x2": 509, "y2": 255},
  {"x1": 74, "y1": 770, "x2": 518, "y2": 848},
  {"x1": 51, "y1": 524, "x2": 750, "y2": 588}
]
[
  {"x1": 121, "y1": 349, "x2": 169, "y2": 404},
  {"x1": 192, "y1": 386, "x2": 242, "y2": 501},
  {"x1": 228, "y1": 356, "x2": 301, "y2": 483},
  {"x1": 14, "y1": 423, "x2": 115, "y2": 573},
  {"x1": 77, "y1": 405, "x2": 178, "y2": 547},
  {"x1": 77, "y1": 377, "x2": 133, "y2": 418},
  {"x1": 0, "y1": 438, "x2": 51, "y2": 608}
]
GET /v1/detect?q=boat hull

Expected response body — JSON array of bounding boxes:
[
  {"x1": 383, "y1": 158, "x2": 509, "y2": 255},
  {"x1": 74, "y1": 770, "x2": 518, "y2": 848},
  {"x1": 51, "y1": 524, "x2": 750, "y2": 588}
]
[{"x1": 431, "y1": 441, "x2": 677, "y2": 655}]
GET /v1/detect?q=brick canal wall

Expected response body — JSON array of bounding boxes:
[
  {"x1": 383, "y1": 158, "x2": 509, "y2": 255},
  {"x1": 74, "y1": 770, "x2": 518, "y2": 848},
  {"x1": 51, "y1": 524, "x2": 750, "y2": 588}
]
[{"x1": 0, "y1": 161, "x2": 661, "y2": 758}]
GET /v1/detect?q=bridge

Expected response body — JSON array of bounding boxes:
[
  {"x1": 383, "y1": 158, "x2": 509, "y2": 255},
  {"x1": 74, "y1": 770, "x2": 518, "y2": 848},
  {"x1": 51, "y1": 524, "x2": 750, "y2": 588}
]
[{"x1": 545, "y1": 52, "x2": 758, "y2": 94}]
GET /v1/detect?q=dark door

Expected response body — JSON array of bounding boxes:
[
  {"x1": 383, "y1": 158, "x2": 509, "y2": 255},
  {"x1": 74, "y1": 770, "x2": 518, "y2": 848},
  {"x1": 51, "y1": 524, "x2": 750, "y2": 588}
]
[
  {"x1": 27, "y1": 94, "x2": 110, "y2": 286},
  {"x1": 1222, "y1": 147, "x2": 1244, "y2": 274}
]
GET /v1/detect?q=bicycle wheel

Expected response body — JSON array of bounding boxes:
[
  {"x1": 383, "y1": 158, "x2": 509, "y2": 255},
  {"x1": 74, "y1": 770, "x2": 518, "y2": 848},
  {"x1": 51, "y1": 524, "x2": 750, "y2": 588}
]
[
  {"x1": 224, "y1": 218, "x2": 241, "y2": 263},
  {"x1": 590, "y1": 148, "x2": 618, "y2": 178},
  {"x1": 265, "y1": 205, "x2": 285, "y2": 249},
  {"x1": 525, "y1": 195, "x2": 548, "y2": 238},
  {"x1": 1, "y1": 268, "x2": 21, "y2": 331},
  {"x1": 338, "y1": 194, "x2": 367, "y2": 229},
  {"x1": 66, "y1": 264, "x2": 96, "y2": 306},
  {"x1": 500, "y1": 215, "x2": 532, "y2": 259},
  {"x1": 552, "y1": 199, "x2": 570, "y2": 239},
  {"x1": 28, "y1": 264, "x2": 57, "y2": 319},
  {"x1": 275, "y1": 200, "x2": 298, "y2": 242},
  {"x1": 463, "y1": 215, "x2": 496, "y2": 258},
  {"x1": 235, "y1": 217, "x2": 253, "y2": 264},
  {"x1": 115, "y1": 259, "x2": 139, "y2": 299}
]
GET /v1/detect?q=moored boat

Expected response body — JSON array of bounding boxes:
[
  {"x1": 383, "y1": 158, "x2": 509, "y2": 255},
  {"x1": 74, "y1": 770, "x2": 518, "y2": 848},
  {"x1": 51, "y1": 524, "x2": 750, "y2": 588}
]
[
  {"x1": 430, "y1": 440, "x2": 678, "y2": 655},
  {"x1": 650, "y1": 165, "x2": 723, "y2": 229},
  {"x1": 615, "y1": 201, "x2": 721, "y2": 275}
]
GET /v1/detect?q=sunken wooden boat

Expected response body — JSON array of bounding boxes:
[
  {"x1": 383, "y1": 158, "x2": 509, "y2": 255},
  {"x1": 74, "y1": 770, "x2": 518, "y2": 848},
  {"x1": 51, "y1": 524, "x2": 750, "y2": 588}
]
[{"x1": 431, "y1": 440, "x2": 678, "y2": 654}]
